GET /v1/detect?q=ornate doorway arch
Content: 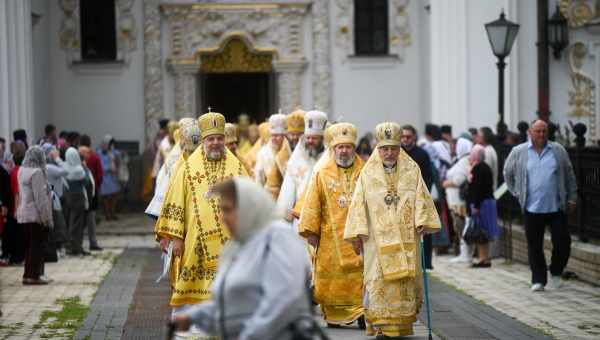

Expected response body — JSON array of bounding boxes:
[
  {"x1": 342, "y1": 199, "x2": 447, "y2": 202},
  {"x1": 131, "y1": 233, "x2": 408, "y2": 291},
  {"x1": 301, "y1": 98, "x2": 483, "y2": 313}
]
[{"x1": 197, "y1": 36, "x2": 277, "y2": 123}]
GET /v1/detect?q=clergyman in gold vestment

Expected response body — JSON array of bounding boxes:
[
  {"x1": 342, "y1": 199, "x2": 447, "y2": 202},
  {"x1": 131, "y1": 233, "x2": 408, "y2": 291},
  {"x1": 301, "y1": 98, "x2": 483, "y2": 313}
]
[
  {"x1": 298, "y1": 122, "x2": 365, "y2": 327},
  {"x1": 344, "y1": 122, "x2": 440, "y2": 338},
  {"x1": 156, "y1": 112, "x2": 248, "y2": 308}
]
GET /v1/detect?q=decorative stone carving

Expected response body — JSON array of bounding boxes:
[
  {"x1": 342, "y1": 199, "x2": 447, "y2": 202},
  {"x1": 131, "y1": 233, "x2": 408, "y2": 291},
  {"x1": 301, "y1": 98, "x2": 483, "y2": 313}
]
[
  {"x1": 160, "y1": 2, "x2": 311, "y2": 117},
  {"x1": 58, "y1": 0, "x2": 80, "y2": 64},
  {"x1": 116, "y1": 0, "x2": 137, "y2": 63},
  {"x1": 200, "y1": 37, "x2": 274, "y2": 73},
  {"x1": 568, "y1": 41, "x2": 597, "y2": 140},
  {"x1": 274, "y1": 61, "x2": 307, "y2": 113},
  {"x1": 144, "y1": 0, "x2": 164, "y2": 143},
  {"x1": 161, "y1": 3, "x2": 306, "y2": 59},
  {"x1": 58, "y1": 0, "x2": 138, "y2": 65},
  {"x1": 312, "y1": 0, "x2": 332, "y2": 113},
  {"x1": 168, "y1": 59, "x2": 201, "y2": 118},
  {"x1": 559, "y1": 0, "x2": 599, "y2": 28},
  {"x1": 335, "y1": 0, "x2": 412, "y2": 61}
]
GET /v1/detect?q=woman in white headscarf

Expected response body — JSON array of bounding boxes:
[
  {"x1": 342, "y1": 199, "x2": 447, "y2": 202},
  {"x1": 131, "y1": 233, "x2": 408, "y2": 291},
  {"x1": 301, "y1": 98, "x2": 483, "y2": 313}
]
[
  {"x1": 63, "y1": 147, "x2": 92, "y2": 256},
  {"x1": 443, "y1": 137, "x2": 474, "y2": 263},
  {"x1": 17, "y1": 146, "x2": 53, "y2": 284},
  {"x1": 171, "y1": 178, "x2": 313, "y2": 340}
]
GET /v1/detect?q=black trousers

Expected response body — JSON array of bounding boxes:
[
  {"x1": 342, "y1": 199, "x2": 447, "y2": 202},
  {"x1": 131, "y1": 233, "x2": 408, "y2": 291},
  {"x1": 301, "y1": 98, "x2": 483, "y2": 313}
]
[
  {"x1": 524, "y1": 210, "x2": 571, "y2": 285},
  {"x1": 23, "y1": 223, "x2": 46, "y2": 280},
  {"x1": 2, "y1": 217, "x2": 25, "y2": 263}
]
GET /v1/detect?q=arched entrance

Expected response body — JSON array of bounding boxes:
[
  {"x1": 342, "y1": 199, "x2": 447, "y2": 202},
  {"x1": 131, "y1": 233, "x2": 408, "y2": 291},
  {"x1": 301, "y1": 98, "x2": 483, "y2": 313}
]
[{"x1": 198, "y1": 36, "x2": 277, "y2": 123}]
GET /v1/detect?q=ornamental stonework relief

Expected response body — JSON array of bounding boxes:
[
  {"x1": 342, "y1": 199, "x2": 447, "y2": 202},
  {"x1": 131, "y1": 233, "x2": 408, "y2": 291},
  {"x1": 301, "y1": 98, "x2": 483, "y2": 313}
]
[
  {"x1": 160, "y1": 2, "x2": 311, "y2": 115},
  {"x1": 58, "y1": 0, "x2": 138, "y2": 65},
  {"x1": 335, "y1": 0, "x2": 412, "y2": 61}
]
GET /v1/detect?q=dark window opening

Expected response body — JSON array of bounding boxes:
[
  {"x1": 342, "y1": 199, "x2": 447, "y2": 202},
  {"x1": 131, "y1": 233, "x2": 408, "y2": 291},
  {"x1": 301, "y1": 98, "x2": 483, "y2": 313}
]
[
  {"x1": 80, "y1": 0, "x2": 117, "y2": 61},
  {"x1": 354, "y1": 0, "x2": 389, "y2": 55}
]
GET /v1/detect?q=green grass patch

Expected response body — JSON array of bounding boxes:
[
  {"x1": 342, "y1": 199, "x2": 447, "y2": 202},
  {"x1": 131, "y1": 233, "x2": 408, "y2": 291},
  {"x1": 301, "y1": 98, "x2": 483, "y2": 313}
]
[{"x1": 34, "y1": 297, "x2": 90, "y2": 339}]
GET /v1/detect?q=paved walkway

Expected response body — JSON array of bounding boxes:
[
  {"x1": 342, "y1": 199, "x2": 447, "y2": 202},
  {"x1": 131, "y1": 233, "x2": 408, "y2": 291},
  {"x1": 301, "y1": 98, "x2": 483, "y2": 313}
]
[
  {"x1": 431, "y1": 255, "x2": 600, "y2": 339},
  {"x1": 2, "y1": 213, "x2": 599, "y2": 340}
]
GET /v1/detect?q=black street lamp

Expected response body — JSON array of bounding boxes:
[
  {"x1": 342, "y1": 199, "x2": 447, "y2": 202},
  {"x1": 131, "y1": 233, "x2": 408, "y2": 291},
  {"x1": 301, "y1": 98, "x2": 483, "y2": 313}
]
[
  {"x1": 485, "y1": 11, "x2": 520, "y2": 138},
  {"x1": 548, "y1": 5, "x2": 569, "y2": 59}
]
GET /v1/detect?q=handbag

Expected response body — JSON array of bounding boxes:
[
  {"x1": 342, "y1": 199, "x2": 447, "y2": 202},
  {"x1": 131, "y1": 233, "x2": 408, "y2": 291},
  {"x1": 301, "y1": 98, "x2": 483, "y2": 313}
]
[{"x1": 463, "y1": 216, "x2": 489, "y2": 245}]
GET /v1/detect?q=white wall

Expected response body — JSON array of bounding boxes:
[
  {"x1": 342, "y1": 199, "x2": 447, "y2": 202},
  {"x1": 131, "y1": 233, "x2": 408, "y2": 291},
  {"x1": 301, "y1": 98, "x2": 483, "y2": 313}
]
[
  {"x1": 47, "y1": 0, "x2": 146, "y2": 151},
  {"x1": 330, "y1": 0, "x2": 428, "y2": 138},
  {"x1": 31, "y1": 0, "x2": 51, "y2": 140}
]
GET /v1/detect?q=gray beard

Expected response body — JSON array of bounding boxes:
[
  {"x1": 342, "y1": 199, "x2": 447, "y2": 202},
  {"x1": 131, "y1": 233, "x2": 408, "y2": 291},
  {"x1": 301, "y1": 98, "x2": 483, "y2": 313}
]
[
  {"x1": 383, "y1": 160, "x2": 397, "y2": 172},
  {"x1": 335, "y1": 156, "x2": 354, "y2": 168}
]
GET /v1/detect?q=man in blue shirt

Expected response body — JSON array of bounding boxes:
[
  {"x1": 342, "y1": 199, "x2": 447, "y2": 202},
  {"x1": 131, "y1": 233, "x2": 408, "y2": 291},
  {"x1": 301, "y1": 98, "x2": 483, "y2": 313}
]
[{"x1": 504, "y1": 120, "x2": 577, "y2": 292}]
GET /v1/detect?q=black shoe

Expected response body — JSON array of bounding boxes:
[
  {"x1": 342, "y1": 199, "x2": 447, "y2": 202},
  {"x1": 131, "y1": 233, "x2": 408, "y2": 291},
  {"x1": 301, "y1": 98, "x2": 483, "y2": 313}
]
[
  {"x1": 327, "y1": 323, "x2": 342, "y2": 328},
  {"x1": 80, "y1": 250, "x2": 91, "y2": 256},
  {"x1": 89, "y1": 246, "x2": 103, "y2": 251},
  {"x1": 66, "y1": 250, "x2": 81, "y2": 256},
  {"x1": 357, "y1": 316, "x2": 366, "y2": 330},
  {"x1": 471, "y1": 261, "x2": 492, "y2": 268}
]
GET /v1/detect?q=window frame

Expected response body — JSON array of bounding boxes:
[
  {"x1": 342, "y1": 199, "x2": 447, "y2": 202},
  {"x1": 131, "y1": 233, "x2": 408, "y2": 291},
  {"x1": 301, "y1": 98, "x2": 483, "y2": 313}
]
[
  {"x1": 353, "y1": 0, "x2": 390, "y2": 56},
  {"x1": 79, "y1": 0, "x2": 118, "y2": 62}
]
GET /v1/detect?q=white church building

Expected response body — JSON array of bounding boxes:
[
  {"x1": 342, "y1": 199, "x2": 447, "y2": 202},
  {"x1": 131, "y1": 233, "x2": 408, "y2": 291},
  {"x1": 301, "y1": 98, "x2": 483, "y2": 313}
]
[{"x1": 1, "y1": 0, "x2": 599, "y2": 151}]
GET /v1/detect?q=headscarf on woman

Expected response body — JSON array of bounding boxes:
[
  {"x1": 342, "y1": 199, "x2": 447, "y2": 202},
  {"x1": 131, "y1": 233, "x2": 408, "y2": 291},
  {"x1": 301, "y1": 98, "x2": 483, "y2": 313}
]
[
  {"x1": 235, "y1": 177, "x2": 280, "y2": 243},
  {"x1": 41, "y1": 143, "x2": 56, "y2": 163},
  {"x1": 456, "y1": 137, "x2": 473, "y2": 160},
  {"x1": 64, "y1": 147, "x2": 86, "y2": 181},
  {"x1": 22, "y1": 146, "x2": 47, "y2": 170}
]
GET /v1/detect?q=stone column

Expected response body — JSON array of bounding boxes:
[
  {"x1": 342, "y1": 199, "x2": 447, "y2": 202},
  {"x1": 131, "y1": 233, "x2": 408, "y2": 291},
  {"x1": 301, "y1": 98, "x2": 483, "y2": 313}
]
[
  {"x1": 311, "y1": 0, "x2": 332, "y2": 113},
  {"x1": 168, "y1": 59, "x2": 201, "y2": 119},
  {"x1": 0, "y1": 0, "x2": 34, "y2": 140},
  {"x1": 273, "y1": 60, "x2": 307, "y2": 113},
  {"x1": 143, "y1": 0, "x2": 164, "y2": 145}
]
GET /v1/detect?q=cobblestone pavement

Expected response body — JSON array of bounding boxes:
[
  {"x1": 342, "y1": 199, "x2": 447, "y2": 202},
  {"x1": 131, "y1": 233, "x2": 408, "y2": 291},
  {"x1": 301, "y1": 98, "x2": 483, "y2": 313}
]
[
  {"x1": 431, "y1": 255, "x2": 600, "y2": 339},
  {"x1": 0, "y1": 215, "x2": 155, "y2": 340}
]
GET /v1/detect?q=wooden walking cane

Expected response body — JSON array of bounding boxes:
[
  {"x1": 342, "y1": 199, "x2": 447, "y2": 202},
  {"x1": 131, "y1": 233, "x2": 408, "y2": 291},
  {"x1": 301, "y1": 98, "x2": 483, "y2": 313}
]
[{"x1": 420, "y1": 238, "x2": 434, "y2": 340}]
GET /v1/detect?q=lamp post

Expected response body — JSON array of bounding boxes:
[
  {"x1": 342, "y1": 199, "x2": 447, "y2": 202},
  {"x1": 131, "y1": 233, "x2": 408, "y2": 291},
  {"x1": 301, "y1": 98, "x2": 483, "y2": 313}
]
[
  {"x1": 485, "y1": 11, "x2": 520, "y2": 139},
  {"x1": 548, "y1": 4, "x2": 569, "y2": 59}
]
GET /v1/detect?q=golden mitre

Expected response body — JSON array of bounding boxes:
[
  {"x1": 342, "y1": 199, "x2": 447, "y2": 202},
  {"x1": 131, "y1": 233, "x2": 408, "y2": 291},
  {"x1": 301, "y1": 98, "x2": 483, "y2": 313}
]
[
  {"x1": 323, "y1": 122, "x2": 334, "y2": 148},
  {"x1": 287, "y1": 109, "x2": 305, "y2": 133},
  {"x1": 198, "y1": 112, "x2": 226, "y2": 138},
  {"x1": 375, "y1": 122, "x2": 402, "y2": 147},
  {"x1": 330, "y1": 122, "x2": 358, "y2": 147},
  {"x1": 258, "y1": 121, "x2": 271, "y2": 141},
  {"x1": 224, "y1": 123, "x2": 238, "y2": 145}
]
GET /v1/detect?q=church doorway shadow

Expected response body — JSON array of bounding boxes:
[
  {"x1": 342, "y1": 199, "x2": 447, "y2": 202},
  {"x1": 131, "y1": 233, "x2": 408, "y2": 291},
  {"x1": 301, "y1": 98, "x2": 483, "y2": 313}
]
[{"x1": 200, "y1": 72, "x2": 274, "y2": 124}]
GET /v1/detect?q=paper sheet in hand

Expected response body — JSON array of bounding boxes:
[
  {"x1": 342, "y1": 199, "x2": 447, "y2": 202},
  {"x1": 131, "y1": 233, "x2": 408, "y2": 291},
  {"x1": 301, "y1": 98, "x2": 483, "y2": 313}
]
[
  {"x1": 494, "y1": 182, "x2": 508, "y2": 200},
  {"x1": 156, "y1": 242, "x2": 173, "y2": 283}
]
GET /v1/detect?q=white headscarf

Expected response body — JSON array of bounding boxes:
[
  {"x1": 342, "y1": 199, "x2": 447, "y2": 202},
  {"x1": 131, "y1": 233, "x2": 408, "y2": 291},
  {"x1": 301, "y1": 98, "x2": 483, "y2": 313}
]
[
  {"x1": 235, "y1": 177, "x2": 280, "y2": 243},
  {"x1": 455, "y1": 137, "x2": 473, "y2": 159},
  {"x1": 22, "y1": 146, "x2": 47, "y2": 170},
  {"x1": 65, "y1": 147, "x2": 86, "y2": 181},
  {"x1": 218, "y1": 178, "x2": 282, "y2": 265}
]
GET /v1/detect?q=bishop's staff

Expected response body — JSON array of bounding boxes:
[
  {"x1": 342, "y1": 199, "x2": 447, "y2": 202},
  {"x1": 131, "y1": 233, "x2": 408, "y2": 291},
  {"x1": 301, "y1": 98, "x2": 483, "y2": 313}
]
[{"x1": 420, "y1": 238, "x2": 434, "y2": 340}]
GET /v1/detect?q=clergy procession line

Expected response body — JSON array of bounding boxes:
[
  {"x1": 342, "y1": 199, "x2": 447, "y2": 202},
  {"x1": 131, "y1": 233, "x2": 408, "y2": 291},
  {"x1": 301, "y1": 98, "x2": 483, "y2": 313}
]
[{"x1": 147, "y1": 109, "x2": 442, "y2": 340}]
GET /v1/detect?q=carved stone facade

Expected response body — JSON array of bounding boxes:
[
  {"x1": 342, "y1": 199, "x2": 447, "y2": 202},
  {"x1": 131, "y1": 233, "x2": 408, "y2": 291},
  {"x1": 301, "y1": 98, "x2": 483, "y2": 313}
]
[
  {"x1": 156, "y1": 2, "x2": 309, "y2": 124},
  {"x1": 334, "y1": 0, "x2": 412, "y2": 61},
  {"x1": 58, "y1": 0, "x2": 138, "y2": 65},
  {"x1": 312, "y1": 0, "x2": 332, "y2": 112},
  {"x1": 143, "y1": 0, "x2": 164, "y2": 144}
]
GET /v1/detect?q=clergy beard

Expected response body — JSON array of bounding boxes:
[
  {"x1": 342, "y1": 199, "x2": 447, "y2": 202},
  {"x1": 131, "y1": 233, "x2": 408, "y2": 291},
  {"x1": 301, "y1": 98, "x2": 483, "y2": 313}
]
[
  {"x1": 383, "y1": 160, "x2": 397, "y2": 172},
  {"x1": 204, "y1": 145, "x2": 224, "y2": 160},
  {"x1": 306, "y1": 144, "x2": 324, "y2": 159},
  {"x1": 335, "y1": 154, "x2": 354, "y2": 168}
]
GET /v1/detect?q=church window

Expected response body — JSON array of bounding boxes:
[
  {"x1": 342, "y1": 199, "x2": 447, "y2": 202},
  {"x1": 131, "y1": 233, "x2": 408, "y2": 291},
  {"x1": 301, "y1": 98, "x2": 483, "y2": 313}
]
[
  {"x1": 80, "y1": 0, "x2": 117, "y2": 61},
  {"x1": 354, "y1": 0, "x2": 389, "y2": 55}
]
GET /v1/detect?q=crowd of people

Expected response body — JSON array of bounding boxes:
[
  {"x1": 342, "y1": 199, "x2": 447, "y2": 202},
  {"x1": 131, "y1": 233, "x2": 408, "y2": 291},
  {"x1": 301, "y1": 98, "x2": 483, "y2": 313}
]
[
  {"x1": 0, "y1": 124, "x2": 129, "y2": 285},
  {"x1": 142, "y1": 109, "x2": 577, "y2": 340}
]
